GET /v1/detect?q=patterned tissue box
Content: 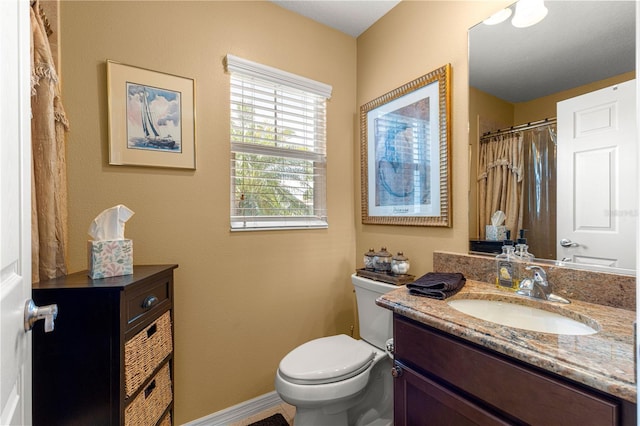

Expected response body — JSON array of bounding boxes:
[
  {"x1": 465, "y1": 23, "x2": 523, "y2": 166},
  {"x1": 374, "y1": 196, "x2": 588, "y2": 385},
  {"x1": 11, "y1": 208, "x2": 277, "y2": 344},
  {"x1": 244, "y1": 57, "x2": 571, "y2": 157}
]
[
  {"x1": 88, "y1": 239, "x2": 133, "y2": 279},
  {"x1": 485, "y1": 225, "x2": 507, "y2": 241}
]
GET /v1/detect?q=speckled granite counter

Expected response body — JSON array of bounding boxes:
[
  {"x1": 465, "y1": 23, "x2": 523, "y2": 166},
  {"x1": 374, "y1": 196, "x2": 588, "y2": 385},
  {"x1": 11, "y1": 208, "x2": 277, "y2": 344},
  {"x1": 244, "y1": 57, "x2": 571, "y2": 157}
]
[
  {"x1": 434, "y1": 251, "x2": 636, "y2": 311},
  {"x1": 377, "y1": 279, "x2": 636, "y2": 403}
]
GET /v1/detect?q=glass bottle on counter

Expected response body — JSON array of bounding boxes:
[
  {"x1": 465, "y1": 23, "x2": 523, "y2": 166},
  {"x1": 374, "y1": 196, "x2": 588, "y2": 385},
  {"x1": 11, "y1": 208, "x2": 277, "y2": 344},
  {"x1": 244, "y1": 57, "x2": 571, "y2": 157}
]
[
  {"x1": 514, "y1": 229, "x2": 535, "y2": 260},
  {"x1": 495, "y1": 232, "x2": 519, "y2": 291},
  {"x1": 514, "y1": 229, "x2": 534, "y2": 285}
]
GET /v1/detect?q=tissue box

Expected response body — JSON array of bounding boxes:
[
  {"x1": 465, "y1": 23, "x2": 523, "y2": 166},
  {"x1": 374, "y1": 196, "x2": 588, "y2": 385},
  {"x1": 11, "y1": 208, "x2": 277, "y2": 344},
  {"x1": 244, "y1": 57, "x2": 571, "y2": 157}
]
[
  {"x1": 88, "y1": 239, "x2": 133, "y2": 279},
  {"x1": 485, "y1": 225, "x2": 507, "y2": 241}
]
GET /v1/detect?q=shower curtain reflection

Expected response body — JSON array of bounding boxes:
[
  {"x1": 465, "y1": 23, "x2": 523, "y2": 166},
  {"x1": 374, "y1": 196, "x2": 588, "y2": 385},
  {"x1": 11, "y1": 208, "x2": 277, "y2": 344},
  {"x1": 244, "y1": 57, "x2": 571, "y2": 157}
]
[
  {"x1": 477, "y1": 132, "x2": 524, "y2": 244},
  {"x1": 477, "y1": 121, "x2": 556, "y2": 259},
  {"x1": 522, "y1": 125, "x2": 556, "y2": 259}
]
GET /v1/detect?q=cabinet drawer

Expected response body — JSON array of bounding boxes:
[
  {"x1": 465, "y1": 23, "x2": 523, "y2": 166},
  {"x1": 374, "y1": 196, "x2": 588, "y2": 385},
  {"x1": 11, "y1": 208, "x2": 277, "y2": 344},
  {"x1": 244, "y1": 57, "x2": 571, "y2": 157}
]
[
  {"x1": 125, "y1": 362, "x2": 172, "y2": 426},
  {"x1": 126, "y1": 276, "x2": 171, "y2": 326},
  {"x1": 125, "y1": 311, "x2": 173, "y2": 397},
  {"x1": 395, "y1": 362, "x2": 510, "y2": 425},
  {"x1": 395, "y1": 316, "x2": 619, "y2": 426}
]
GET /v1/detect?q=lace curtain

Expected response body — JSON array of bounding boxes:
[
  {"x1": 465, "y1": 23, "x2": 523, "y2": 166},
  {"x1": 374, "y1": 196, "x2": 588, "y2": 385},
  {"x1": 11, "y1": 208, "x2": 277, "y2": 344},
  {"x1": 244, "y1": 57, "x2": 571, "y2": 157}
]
[
  {"x1": 31, "y1": 0, "x2": 69, "y2": 282},
  {"x1": 477, "y1": 132, "x2": 524, "y2": 241}
]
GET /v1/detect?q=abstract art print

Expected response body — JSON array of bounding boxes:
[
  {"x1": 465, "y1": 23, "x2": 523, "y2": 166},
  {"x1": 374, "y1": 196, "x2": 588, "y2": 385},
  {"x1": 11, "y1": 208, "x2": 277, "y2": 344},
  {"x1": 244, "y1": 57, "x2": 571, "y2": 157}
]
[
  {"x1": 360, "y1": 64, "x2": 451, "y2": 226},
  {"x1": 108, "y1": 61, "x2": 195, "y2": 169}
]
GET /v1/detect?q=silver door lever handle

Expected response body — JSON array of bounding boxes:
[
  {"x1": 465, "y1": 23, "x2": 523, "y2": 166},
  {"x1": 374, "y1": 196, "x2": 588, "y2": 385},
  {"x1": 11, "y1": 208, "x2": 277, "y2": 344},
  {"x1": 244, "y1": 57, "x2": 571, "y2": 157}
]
[
  {"x1": 24, "y1": 299, "x2": 58, "y2": 333},
  {"x1": 560, "y1": 238, "x2": 579, "y2": 248}
]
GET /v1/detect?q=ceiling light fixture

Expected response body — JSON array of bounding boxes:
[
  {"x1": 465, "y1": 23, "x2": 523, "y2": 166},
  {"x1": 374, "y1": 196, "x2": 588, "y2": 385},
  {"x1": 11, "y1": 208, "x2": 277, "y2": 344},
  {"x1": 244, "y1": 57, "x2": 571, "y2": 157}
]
[
  {"x1": 511, "y1": 0, "x2": 548, "y2": 28},
  {"x1": 483, "y1": 8, "x2": 512, "y2": 26}
]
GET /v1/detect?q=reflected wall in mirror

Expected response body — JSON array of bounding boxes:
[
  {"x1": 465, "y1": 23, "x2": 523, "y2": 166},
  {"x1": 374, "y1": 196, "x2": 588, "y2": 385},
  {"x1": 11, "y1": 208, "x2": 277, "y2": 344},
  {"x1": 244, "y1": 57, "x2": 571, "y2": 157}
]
[{"x1": 468, "y1": 1, "x2": 636, "y2": 272}]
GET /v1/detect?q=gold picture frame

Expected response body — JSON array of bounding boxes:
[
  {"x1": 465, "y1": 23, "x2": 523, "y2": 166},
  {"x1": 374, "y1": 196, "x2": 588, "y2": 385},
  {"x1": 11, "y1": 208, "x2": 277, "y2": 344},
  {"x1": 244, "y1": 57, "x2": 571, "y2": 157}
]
[
  {"x1": 107, "y1": 60, "x2": 196, "y2": 169},
  {"x1": 360, "y1": 64, "x2": 451, "y2": 227}
]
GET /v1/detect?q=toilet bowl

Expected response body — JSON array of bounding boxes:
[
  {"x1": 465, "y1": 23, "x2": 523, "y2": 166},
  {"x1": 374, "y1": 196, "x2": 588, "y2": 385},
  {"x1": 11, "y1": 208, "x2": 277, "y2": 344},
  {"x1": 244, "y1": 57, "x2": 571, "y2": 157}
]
[{"x1": 274, "y1": 275, "x2": 395, "y2": 426}]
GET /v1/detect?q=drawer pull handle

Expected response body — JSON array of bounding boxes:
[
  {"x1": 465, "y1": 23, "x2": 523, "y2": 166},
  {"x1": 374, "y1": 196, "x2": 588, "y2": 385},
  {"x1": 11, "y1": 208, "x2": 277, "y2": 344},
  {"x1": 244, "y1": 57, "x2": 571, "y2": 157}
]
[
  {"x1": 142, "y1": 295, "x2": 159, "y2": 310},
  {"x1": 147, "y1": 324, "x2": 157, "y2": 338},
  {"x1": 391, "y1": 366, "x2": 403, "y2": 378},
  {"x1": 144, "y1": 380, "x2": 156, "y2": 398}
]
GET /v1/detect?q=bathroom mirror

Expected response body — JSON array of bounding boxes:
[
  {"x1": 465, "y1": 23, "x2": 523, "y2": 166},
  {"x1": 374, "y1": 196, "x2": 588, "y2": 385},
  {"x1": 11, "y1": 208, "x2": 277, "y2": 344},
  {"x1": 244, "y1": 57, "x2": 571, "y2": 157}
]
[{"x1": 468, "y1": 1, "x2": 636, "y2": 273}]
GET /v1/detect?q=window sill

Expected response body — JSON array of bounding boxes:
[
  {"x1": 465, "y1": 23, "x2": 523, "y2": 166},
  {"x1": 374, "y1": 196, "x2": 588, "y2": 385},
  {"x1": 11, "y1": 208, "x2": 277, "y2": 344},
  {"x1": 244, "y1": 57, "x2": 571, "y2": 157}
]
[{"x1": 230, "y1": 218, "x2": 328, "y2": 231}]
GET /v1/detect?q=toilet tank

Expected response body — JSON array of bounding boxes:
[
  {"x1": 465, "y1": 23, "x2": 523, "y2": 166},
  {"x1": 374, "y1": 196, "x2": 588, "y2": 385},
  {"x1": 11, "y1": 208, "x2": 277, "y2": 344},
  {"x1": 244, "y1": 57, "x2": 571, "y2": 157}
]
[{"x1": 351, "y1": 274, "x2": 396, "y2": 350}]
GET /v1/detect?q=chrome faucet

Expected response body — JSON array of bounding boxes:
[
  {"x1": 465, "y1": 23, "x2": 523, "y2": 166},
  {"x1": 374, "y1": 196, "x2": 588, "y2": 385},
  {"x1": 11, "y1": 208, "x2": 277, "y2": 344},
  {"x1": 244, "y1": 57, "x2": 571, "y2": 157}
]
[
  {"x1": 517, "y1": 265, "x2": 570, "y2": 304},
  {"x1": 524, "y1": 265, "x2": 550, "y2": 299}
]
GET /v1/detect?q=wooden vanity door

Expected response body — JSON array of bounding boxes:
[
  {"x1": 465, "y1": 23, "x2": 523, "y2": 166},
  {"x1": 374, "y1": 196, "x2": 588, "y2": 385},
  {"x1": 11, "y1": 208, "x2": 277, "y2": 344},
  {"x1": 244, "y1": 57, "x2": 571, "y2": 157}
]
[{"x1": 393, "y1": 362, "x2": 510, "y2": 426}]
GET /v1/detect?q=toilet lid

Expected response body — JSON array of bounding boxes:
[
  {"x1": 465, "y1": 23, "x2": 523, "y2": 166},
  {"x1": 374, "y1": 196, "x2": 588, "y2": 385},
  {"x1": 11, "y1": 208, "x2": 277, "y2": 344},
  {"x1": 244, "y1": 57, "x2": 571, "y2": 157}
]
[{"x1": 279, "y1": 335, "x2": 375, "y2": 385}]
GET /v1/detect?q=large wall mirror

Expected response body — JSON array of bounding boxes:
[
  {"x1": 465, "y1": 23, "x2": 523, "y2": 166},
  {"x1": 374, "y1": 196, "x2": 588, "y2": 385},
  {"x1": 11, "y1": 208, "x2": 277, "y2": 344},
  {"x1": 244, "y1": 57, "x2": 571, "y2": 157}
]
[{"x1": 468, "y1": 1, "x2": 636, "y2": 273}]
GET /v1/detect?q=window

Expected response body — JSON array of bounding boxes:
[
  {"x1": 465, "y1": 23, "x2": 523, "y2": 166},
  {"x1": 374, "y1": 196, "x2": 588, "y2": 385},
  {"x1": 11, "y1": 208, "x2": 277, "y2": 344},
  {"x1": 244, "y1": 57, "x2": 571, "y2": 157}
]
[{"x1": 225, "y1": 55, "x2": 332, "y2": 230}]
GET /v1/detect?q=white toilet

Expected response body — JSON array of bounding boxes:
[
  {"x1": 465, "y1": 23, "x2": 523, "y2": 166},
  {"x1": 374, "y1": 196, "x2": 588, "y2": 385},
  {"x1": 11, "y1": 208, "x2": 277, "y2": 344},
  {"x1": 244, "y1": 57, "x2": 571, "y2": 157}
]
[{"x1": 275, "y1": 274, "x2": 395, "y2": 426}]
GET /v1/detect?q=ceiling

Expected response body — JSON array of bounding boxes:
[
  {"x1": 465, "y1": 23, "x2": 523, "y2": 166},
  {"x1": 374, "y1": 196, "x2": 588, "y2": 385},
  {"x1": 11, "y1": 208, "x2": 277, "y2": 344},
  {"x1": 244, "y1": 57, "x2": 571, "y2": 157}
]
[{"x1": 270, "y1": 0, "x2": 401, "y2": 37}]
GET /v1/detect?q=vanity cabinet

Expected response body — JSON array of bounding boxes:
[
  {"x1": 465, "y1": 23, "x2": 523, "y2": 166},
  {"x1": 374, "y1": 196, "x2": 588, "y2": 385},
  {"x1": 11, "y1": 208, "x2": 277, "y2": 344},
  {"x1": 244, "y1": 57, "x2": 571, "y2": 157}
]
[
  {"x1": 32, "y1": 264, "x2": 178, "y2": 426},
  {"x1": 393, "y1": 314, "x2": 636, "y2": 426}
]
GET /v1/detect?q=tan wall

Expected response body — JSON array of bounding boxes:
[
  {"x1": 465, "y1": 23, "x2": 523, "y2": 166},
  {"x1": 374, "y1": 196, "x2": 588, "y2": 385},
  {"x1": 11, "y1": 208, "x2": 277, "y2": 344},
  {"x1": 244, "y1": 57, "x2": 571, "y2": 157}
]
[
  {"x1": 60, "y1": 1, "x2": 356, "y2": 423},
  {"x1": 356, "y1": 1, "x2": 511, "y2": 276},
  {"x1": 513, "y1": 71, "x2": 635, "y2": 123}
]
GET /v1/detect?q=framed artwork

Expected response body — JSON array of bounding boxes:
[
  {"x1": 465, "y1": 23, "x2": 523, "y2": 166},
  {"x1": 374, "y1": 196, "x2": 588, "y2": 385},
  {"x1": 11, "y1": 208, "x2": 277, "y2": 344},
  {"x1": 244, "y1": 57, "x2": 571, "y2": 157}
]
[
  {"x1": 360, "y1": 64, "x2": 451, "y2": 227},
  {"x1": 107, "y1": 60, "x2": 196, "y2": 169}
]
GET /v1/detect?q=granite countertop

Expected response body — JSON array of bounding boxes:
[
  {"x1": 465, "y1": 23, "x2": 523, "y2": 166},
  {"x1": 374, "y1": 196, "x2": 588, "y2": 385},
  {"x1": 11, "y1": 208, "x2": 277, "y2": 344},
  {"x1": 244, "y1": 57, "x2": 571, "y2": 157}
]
[{"x1": 377, "y1": 279, "x2": 636, "y2": 403}]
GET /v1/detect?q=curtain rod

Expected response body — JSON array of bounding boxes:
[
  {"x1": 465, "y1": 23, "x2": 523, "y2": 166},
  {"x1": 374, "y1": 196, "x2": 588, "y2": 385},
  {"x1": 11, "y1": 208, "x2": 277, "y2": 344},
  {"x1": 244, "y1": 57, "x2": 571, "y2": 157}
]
[{"x1": 480, "y1": 117, "x2": 556, "y2": 140}]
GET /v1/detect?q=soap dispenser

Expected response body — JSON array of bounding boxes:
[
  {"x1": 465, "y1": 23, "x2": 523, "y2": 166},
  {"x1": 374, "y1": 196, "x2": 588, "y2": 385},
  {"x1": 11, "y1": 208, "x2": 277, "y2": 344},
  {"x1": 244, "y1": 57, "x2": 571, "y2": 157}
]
[
  {"x1": 514, "y1": 229, "x2": 534, "y2": 286},
  {"x1": 515, "y1": 229, "x2": 535, "y2": 260},
  {"x1": 495, "y1": 231, "x2": 519, "y2": 291}
]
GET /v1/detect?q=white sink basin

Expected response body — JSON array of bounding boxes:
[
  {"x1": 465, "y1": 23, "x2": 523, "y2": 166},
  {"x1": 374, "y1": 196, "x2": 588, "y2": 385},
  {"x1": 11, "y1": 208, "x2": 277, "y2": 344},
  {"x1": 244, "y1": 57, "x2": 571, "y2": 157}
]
[{"x1": 447, "y1": 299, "x2": 598, "y2": 335}]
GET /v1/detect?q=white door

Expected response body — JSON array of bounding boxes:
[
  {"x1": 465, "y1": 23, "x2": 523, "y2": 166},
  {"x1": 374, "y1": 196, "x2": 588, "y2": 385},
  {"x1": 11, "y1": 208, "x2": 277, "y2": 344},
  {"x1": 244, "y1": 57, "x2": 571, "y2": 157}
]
[
  {"x1": 1, "y1": 0, "x2": 33, "y2": 424},
  {"x1": 557, "y1": 80, "x2": 637, "y2": 270}
]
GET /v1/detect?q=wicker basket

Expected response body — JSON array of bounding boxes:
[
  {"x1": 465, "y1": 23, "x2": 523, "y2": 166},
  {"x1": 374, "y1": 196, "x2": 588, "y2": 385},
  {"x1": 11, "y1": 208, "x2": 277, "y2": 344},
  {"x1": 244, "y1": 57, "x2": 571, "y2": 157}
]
[
  {"x1": 125, "y1": 311, "x2": 173, "y2": 397},
  {"x1": 158, "y1": 412, "x2": 171, "y2": 426},
  {"x1": 124, "y1": 363, "x2": 172, "y2": 426}
]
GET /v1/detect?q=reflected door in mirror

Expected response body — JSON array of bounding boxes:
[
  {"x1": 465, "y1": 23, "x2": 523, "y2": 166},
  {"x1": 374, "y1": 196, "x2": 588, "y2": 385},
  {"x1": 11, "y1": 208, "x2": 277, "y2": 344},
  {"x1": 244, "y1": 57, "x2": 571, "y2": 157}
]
[{"x1": 557, "y1": 80, "x2": 637, "y2": 270}]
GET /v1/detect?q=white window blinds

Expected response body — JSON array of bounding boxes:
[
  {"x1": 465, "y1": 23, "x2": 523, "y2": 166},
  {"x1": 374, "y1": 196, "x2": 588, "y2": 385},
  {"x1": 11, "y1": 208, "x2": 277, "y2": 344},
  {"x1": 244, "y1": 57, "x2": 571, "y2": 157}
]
[{"x1": 225, "y1": 55, "x2": 332, "y2": 230}]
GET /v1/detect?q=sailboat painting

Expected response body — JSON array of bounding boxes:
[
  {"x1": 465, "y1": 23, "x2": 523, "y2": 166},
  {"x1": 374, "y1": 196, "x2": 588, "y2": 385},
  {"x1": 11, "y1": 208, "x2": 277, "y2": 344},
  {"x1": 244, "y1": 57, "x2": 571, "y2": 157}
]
[
  {"x1": 108, "y1": 61, "x2": 195, "y2": 169},
  {"x1": 126, "y1": 82, "x2": 181, "y2": 152}
]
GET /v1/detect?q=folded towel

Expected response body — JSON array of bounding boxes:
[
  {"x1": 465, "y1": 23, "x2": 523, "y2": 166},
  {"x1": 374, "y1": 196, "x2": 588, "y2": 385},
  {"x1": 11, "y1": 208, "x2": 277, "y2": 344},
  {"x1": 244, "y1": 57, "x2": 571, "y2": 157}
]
[{"x1": 406, "y1": 272, "x2": 466, "y2": 300}]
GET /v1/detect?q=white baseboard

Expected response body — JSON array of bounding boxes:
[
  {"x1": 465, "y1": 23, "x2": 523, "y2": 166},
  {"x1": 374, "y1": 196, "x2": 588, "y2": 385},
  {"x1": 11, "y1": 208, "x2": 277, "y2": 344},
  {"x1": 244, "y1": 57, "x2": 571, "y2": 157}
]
[{"x1": 182, "y1": 391, "x2": 285, "y2": 426}]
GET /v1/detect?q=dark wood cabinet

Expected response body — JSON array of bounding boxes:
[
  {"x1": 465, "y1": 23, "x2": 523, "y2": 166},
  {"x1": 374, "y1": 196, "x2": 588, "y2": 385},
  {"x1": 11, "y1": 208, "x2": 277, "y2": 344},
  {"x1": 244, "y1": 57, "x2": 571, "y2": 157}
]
[
  {"x1": 394, "y1": 361, "x2": 510, "y2": 426},
  {"x1": 393, "y1": 314, "x2": 637, "y2": 426},
  {"x1": 32, "y1": 264, "x2": 177, "y2": 426}
]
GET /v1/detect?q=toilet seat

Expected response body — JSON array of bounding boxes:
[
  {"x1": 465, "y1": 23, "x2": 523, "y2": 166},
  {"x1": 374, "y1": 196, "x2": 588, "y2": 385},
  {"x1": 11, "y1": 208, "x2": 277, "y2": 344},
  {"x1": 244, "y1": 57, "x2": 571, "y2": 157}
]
[{"x1": 278, "y1": 335, "x2": 375, "y2": 385}]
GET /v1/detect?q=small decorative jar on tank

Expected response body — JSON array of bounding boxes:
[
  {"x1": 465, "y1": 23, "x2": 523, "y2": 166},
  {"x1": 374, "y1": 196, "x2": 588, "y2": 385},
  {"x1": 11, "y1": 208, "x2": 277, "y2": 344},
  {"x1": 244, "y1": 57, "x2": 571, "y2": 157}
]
[
  {"x1": 374, "y1": 247, "x2": 392, "y2": 273},
  {"x1": 391, "y1": 252, "x2": 410, "y2": 275},
  {"x1": 364, "y1": 248, "x2": 376, "y2": 271}
]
